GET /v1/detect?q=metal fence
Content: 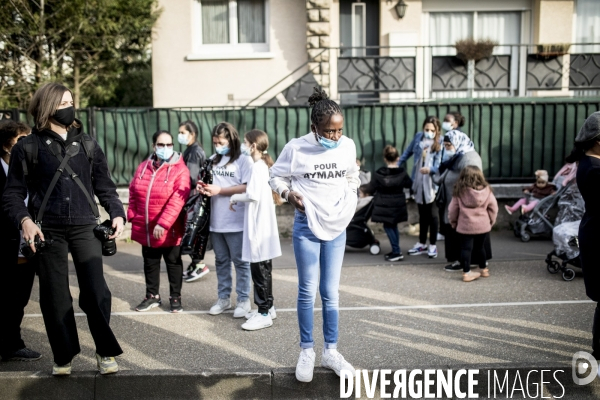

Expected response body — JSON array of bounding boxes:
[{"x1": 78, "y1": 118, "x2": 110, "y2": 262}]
[{"x1": 3, "y1": 99, "x2": 599, "y2": 185}]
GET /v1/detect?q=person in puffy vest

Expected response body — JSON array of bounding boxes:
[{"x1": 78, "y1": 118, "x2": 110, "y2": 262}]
[
  {"x1": 128, "y1": 130, "x2": 190, "y2": 313},
  {"x1": 361, "y1": 145, "x2": 412, "y2": 262}
]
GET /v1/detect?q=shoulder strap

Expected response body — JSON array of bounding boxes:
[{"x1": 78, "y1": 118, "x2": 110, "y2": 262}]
[
  {"x1": 21, "y1": 135, "x2": 39, "y2": 183},
  {"x1": 81, "y1": 134, "x2": 95, "y2": 165},
  {"x1": 36, "y1": 142, "x2": 76, "y2": 224}
]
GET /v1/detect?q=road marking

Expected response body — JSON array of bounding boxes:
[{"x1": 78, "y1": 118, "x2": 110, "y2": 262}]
[{"x1": 22, "y1": 299, "x2": 593, "y2": 318}]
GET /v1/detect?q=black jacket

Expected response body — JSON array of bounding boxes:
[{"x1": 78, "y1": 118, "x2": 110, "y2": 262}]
[
  {"x1": 183, "y1": 142, "x2": 206, "y2": 196},
  {"x1": 0, "y1": 165, "x2": 20, "y2": 241},
  {"x1": 2, "y1": 121, "x2": 126, "y2": 229},
  {"x1": 364, "y1": 166, "x2": 412, "y2": 225}
]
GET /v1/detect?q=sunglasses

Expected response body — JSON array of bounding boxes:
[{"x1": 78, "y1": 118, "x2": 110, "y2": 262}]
[{"x1": 155, "y1": 143, "x2": 174, "y2": 148}]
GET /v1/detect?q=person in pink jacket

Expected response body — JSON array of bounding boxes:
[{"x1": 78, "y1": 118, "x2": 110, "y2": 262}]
[
  {"x1": 128, "y1": 130, "x2": 191, "y2": 312},
  {"x1": 448, "y1": 166, "x2": 498, "y2": 282}
]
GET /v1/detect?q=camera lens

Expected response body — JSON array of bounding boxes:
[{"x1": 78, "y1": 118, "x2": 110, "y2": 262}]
[{"x1": 102, "y1": 239, "x2": 117, "y2": 256}]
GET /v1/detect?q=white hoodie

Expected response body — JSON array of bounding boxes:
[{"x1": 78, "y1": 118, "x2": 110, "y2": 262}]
[{"x1": 269, "y1": 133, "x2": 360, "y2": 240}]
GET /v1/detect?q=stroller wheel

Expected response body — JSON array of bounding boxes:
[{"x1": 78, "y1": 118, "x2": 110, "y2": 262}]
[
  {"x1": 547, "y1": 261, "x2": 560, "y2": 274},
  {"x1": 369, "y1": 244, "x2": 381, "y2": 255},
  {"x1": 562, "y1": 268, "x2": 576, "y2": 281},
  {"x1": 521, "y1": 233, "x2": 531, "y2": 242}
]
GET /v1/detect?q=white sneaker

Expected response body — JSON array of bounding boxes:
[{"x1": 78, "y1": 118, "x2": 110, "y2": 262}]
[
  {"x1": 233, "y1": 299, "x2": 251, "y2": 318},
  {"x1": 208, "y1": 298, "x2": 231, "y2": 315},
  {"x1": 427, "y1": 245, "x2": 438, "y2": 259},
  {"x1": 241, "y1": 313, "x2": 273, "y2": 331},
  {"x1": 437, "y1": 233, "x2": 445, "y2": 241},
  {"x1": 245, "y1": 306, "x2": 277, "y2": 320},
  {"x1": 321, "y1": 349, "x2": 356, "y2": 378},
  {"x1": 407, "y1": 242, "x2": 427, "y2": 256},
  {"x1": 295, "y1": 348, "x2": 316, "y2": 382}
]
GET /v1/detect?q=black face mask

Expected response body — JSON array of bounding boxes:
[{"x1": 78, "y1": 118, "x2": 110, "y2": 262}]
[{"x1": 53, "y1": 106, "x2": 75, "y2": 127}]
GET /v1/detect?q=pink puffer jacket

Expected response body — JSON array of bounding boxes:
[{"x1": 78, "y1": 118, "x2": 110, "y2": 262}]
[{"x1": 128, "y1": 153, "x2": 191, "y2": 248}]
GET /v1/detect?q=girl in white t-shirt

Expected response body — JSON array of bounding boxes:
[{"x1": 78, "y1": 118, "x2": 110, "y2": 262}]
[
  {"x1": 229, "y1": 130, "x2": 282, "y2": 331},
  {"x1": 197, "y1": 122, "x2": 254, "y2": 318}
]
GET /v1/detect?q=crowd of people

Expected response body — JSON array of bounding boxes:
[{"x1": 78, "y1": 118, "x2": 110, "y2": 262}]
[{"x1": 2, "y1": 82, "x2": 599, "y2": 384}]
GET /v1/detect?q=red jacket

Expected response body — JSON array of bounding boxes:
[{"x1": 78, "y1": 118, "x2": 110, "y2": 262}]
[
  {"x1": 128, "y1": 154, "x2": 191, "y2": 247},
  {"x1": 448, "y1": 186, "x2": 498, "y2": 235}
]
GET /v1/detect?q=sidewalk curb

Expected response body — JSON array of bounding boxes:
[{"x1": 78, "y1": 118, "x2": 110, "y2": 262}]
[{"x1": 1, "y1": 364, "x2": 599, "y2": 399}]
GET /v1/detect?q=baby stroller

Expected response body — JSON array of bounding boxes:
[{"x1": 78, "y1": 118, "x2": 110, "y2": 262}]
[
  {"x1": 346, "y1": 196, "x2": 381, "y2": 255},
  {"x1": 544, "y1": 183, "x2": 584, "y2": 281},
  {"x1": 515, "y1": 163, "x2": 578, "y2": 242}
]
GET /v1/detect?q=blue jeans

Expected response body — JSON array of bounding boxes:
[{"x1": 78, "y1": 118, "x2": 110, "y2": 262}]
[
  {"x1": 383, "y1": 224, "x2": 401, "y2": 254},
  {"x1": 292, "y1": 211, "x2": 346, "y2": 349},
  {"x1": 211, "y1": 231, "x2": 251, "y2": 302}
]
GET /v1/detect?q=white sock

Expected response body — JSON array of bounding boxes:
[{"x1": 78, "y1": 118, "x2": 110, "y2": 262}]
[{"x1": 323, "y1": 348, "x2": 338, "y2": 357}]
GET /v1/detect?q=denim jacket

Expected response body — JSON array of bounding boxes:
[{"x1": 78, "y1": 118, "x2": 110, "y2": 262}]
[
  {"x1": 398, "y1": 132, "x2": 443, "y2": 181},
  {"x1": 3, "y1": 123, "x2": 126, "y2": 228}
]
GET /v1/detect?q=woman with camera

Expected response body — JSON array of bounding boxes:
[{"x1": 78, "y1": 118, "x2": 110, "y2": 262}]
[
  {"x1": 2, "y1": 83, "x2": 126, "y2": 376},
  {"x1": 128, "y1": 130, "x2": 191, "y2": 313}
]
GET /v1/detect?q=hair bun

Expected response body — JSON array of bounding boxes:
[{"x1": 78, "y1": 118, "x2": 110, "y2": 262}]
[{"x1": 308, "y1": 87, "x2": 329, "y2": 107}]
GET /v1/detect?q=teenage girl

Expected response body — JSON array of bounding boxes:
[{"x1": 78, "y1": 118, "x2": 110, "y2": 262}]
[
  {"x1": 448, "y1": 166, "x2": 498, "y2": 282},
  {"x1": 399, "y1": 116, "x2": 443, "y2": 258},
  {"x1": 178, "y1": 120, "x2": 210, "y2": 283},
  {"x1": 270, "y1": 88, "x2": 359, "y2": 383},
  {"x1": 197, "y1": 122, "x2": 254, "y2": 318},
  {"x1": 229, "y1": 130, "x2": 282, "y2": 331}
]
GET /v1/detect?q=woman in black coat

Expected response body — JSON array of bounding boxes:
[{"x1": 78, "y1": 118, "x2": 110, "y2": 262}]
[
  {"x1": 567, "y1": 111, "x2": 600, "y2": 361},
  {"x1": 362, "y1": 145, "x2": 412, "y2": 261}
]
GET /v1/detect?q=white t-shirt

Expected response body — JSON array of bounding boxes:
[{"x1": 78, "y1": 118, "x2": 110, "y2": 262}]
[
  {"x1": 59, "y1": 133, "x2": 67, "y2": 141},
  {"x1": 231, "y1": 160, "x2": 282, "y2": 262},
  {"x1": 209, "y1": 154, "x2": 254, "y2": 232},
  {"x1": 269, "y1": 133, "x2": 360, "y2": 241}
]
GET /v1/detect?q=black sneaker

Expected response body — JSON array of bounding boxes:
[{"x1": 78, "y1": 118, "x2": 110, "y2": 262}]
[
  {"x1": 444, "y1": 261, "x2": 462, "y2": 272},
  {"x1": 170, "y1": 296, "x2": 183, "y2": 313},
  {"x1": 1, "y1": 347, "x2": 42, "y2": 362},
  {"x1": 386, "y1": 252, "x2": 404, "y2": 262},
  {"x1": 135, "y1": 294, "x2": 161, "y2": 311}
]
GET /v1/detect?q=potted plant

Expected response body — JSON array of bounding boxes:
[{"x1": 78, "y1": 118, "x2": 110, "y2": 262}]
[
  {"x1": 535, "y1": 43, "x2": 571, "y2": 59},
  {"x1": 454, "y1": 39, "x2": 497, "y2": 97}
]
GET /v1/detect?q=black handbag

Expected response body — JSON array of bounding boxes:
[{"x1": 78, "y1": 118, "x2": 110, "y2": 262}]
[{"x1": 435, "y1": 179, "x2": 447, "y2": 207}]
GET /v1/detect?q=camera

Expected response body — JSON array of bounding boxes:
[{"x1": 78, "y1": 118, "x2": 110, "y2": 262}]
[
  {"x1": 93, "y1": 219, "x2": 117, "y2": 256},
  {"x1": 20, "y1": 234, "x2": 54, "y2": 259}
]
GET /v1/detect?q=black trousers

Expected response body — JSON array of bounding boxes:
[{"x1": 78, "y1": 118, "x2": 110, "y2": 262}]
[
  {"x1": 142, "y1": 246, "x2": 183, "y2": 298},
  {"x1": 0, "y1": 233, "x2": 36, "y2": 357},
  {"x1": 459, "y1": 233, "x2": 488, "y2": 273},
  {"x1": 250, "y1": 260, "x2": 274, "y2": 314},
  {"x1": 418, "y1": 202, "x2": 438, "y2": 245},
  {"x1": 443, "y1": 223, "x2": 493, "y2": 264},
  {"x1": 39, "y1": 224, "x2": 122, "y2": 365}
]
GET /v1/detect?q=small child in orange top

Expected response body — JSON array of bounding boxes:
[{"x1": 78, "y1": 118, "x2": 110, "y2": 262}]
[
  {"x1": 505, "y1": 170, "x2": 557, "y2": 215},
  {"x1": 448, "y1": 166, "x2": 498, "y2": 282}
]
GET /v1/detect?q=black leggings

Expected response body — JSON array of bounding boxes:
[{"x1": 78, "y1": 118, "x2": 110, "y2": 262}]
[
  {"x1": 418, "y1": 202, "x2": 438, "y2": 245},
  {"x1": 459, "y1": 233, "x2": 488, "y2": 273},
  {"x1": 250, "y1": 260, "x2": 274, "y2": 314},
  {"x1": 142, "y1": 246, "x2": 183, "y2": 298}
]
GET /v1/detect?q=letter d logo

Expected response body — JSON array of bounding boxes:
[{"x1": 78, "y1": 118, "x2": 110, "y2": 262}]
[{"x1": 572, "y1": 351, "x2": 598, "y2": 385}]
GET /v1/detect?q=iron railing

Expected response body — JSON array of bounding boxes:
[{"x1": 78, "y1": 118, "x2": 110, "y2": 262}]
[{"x1": 7, "y1": 100, "x2": 600, "y2": 186}]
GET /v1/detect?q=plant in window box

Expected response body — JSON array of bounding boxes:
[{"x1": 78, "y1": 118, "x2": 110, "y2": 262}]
[
  {"x1": 454, "y1": 39, "x2": 497, "y2": 63},
  {"x1": 454, "y1": 39, "x2": 497, "y2": 98},
  {"x1": 535, "y1": 43, "x2": 571, "y2": 59}
]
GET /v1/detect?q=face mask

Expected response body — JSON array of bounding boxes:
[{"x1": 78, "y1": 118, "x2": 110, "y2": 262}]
[
  {"x1": 315, "y1": 132, "x2": 341, "y2": 150},
  {"x1": 215, "y1": 145, "x2": 230, "y2": 155},
  {"x1": 423, "y1": 130, "x2": 435, "y2": 140},
  {"x1": 441, "y1": 121, "x2": 454, "y2": 132},
  {"x1": 442, "y1": 150, "x2": 456, "y2": 163},
  {"x1": 241, "y1": 143, "x2": 252, "y2": 156},
  {"x1": 155, "y1": 146, "x2": 174, "y2": 161},
  {"x1": 53, "y1": 106, "x2": 76, "y2": 127},
  {"x1": 178, "y1": 134, "x2": 190, "y2": 145}
]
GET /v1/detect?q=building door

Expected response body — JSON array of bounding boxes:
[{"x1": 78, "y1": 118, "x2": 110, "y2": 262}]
[{"x1": 340, "y1": 0, "x2": 380, "y2": 57}]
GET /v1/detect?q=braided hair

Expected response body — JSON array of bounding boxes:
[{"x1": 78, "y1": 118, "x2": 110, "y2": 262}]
[{"x1": 308, "y1": 87, "x2": 342, "y2": 127}]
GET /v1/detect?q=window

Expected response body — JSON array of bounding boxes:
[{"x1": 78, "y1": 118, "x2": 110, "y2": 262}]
[
  {"x1": 573, "y1": 0, "x2": 600, "y2": 53},
  {"x1": 189, "y1": 0, "x2": 271, "y2": 60},
  {"x1": 429, "y1": 12, "x2": 520, "y2": 55}
]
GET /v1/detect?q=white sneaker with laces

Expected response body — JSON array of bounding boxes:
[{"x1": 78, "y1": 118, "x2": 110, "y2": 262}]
[
  {"x1": 208, "y1": 298, "x2": 231, "y2": 315},
  {"x1": 427, "y1": 244, "x2": 438, "y2": 259},
  {"x1": 295, "y1": 348, "x2": 316, "y2": 382},
  {"x1": 407, "y1": 242, "x2": 427, "y2": 256},
  {"x1": 321, "y1": 349, "x2": 356, "y2": 377},
  {"x1": 233, "y1": 299, "x2": 251, "y2": 318},
  {"x1": 245, "y1": 306, "x2": 277, "y2": 320},
  {"x1": 241, "y1": 313, "x2": 273, "y2": 331}
]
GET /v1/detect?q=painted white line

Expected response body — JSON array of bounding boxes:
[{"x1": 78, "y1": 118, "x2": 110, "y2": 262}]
[{"x1": 22, "y1": 300, "x2": 593, "y2": 318}]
